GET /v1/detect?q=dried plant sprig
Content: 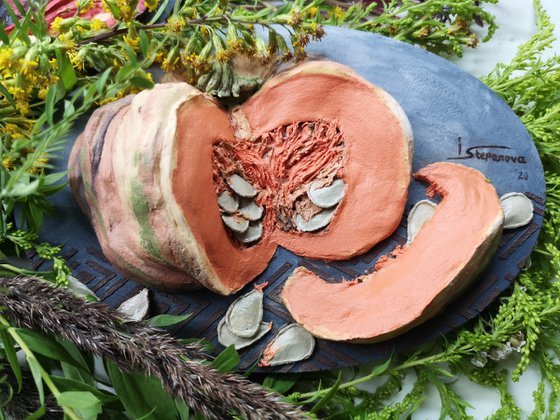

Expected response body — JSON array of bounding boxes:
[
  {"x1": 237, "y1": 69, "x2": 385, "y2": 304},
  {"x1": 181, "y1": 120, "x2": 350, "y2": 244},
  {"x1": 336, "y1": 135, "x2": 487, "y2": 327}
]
[{"x1": 0, "y1": 276, "x2": 306, "y2": 419}]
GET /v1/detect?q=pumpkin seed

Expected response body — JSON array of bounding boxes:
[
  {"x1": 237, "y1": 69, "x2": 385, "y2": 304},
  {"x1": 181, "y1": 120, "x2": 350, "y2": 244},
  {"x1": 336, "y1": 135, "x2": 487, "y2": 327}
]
[
  {"x1": 218, "y1": 191, "x2": 239, "y2": 213},
  {"x1": 294, "y1": 207, "x2": 336, "y2": 232},
  {"x1": 227, "y1": 174, "x2": 257, "y2": 198},
  {"x1": 225, "y1": 288, "x2": 264, "y2": 338},
  {"x1": 308, "y1": 179, "x2": 346, "y2": 208},
  {"x1": 407, "y1": 199, "x2": 437, "y2": 244},
  {"x1": 67, "y1": 275, "x2": 97, "y2": 300},
  {"x1": 117, "y1": 288, "x2": 149, "y2": 322},
  {"x1": 235, "y1": 222, "x2": 263, "y2": 244},
  {"x1": 500, "y1": 192, "x2": 534, "y2": 229},
  {"x1": 239, "y1": 198, "x2": 263, "y2": 221},
  {"x1": 260, "y1": 323, "x2": 315, "y2": 367},
  {"x1": 217, "y1": 318, "x2": 272, "y2": 350},
  {"x1": 222, "y1": 214, "x2": 249, "y2": 233}
]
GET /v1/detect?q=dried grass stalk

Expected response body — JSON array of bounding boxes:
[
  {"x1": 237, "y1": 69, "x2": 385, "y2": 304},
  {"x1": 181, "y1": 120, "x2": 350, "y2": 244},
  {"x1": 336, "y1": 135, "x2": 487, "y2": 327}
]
[{"x1": 0, "y1": 277, "x2": 306, "y2": 420}]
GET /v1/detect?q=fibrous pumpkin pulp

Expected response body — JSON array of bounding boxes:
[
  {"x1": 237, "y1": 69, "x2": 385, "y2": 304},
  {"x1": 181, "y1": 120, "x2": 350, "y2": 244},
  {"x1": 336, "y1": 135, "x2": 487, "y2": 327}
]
[{"x1": 69, "y1": 60, "x2": 413, "y2": 294}]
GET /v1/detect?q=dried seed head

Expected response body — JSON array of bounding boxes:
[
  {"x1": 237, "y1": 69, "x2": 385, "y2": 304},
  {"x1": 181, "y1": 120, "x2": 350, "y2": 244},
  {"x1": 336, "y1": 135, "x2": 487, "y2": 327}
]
[
  {"x1": 406, "y1": 199, "x2": 437, "y2": 244},
  {"x1": 500, "y1": 192, "x2": 534, "y2": 229}
]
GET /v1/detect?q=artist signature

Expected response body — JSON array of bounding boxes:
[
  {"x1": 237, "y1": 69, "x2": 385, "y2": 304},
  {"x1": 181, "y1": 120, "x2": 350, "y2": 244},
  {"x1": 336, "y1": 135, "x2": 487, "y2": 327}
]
[{"x1": 448, "y1": 138, "x2": 527, "y2": 164}]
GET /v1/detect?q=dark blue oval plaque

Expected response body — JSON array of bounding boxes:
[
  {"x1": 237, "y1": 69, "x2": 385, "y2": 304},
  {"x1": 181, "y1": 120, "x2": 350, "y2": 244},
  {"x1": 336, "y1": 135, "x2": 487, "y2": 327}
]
[{"x1": 39, "y1": 28, "x2": 545, "y2": 372}]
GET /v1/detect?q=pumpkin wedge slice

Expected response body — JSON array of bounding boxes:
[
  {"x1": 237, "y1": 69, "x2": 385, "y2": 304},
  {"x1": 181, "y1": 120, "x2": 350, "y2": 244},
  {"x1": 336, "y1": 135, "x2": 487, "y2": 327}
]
[{"x1": 282, "y1": 162, "x2": 504, "y2": 342}]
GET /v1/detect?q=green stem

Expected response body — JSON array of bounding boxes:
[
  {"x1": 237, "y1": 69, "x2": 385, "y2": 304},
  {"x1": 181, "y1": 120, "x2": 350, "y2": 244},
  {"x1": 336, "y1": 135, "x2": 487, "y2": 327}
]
[{"x1": 0, "y1": 315, "x2": 81, "y2": 420}]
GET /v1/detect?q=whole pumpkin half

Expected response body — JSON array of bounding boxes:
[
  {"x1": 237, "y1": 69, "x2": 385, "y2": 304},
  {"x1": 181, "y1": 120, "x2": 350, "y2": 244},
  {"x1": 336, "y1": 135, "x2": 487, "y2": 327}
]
[{"x1": 69, "y1": 60, "x2": 413, "y2": 294}]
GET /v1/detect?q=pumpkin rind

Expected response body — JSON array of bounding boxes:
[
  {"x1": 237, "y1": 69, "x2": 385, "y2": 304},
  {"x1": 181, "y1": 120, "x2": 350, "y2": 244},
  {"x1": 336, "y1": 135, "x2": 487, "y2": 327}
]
[{"x1": 281, "y1": 162, "x2": 504, "y2": 342}]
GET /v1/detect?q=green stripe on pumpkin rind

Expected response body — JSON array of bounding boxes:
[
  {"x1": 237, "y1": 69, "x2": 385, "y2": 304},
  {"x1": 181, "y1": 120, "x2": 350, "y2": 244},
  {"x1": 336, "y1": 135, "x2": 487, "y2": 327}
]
[
  {"x1": 129, "y1": 178, "x2": 163, "y2": 261},
  {"x1": 79, "y1": 146, "x2": 153, "y2": 280}
]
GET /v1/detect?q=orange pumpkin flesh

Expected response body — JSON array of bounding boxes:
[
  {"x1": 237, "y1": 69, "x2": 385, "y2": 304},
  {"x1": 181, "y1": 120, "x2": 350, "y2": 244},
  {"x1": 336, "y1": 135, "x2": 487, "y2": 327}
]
[
  {"x1": 69, "y1": 61, "x2": 413, "y2": 294},
  {"x1": 281, "y1": 162, "x2": 504, "y2": 342}
]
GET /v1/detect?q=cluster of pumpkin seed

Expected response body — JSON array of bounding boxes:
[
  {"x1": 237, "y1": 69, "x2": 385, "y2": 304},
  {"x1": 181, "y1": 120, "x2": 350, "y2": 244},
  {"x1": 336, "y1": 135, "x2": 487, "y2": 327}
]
[
  {"x1": 218, "y1": 174, "x2": 264, "y2": 244},
  {"x1": 293, "y1": 178, "x2": 346, "y2": 232},
  {"x1": 406, "y1": 191, "x2": 534, "y2": 245},
  {"x1": 218, "y1": 285, "x2": 315, "y2": 366},
  {"x1": 218, "y1": 174, "x2": 348, "y2": 242}
]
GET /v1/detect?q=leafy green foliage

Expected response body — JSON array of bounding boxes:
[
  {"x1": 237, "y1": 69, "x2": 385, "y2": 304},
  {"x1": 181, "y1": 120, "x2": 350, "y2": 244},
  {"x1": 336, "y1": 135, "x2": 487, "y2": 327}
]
[{"x1": 321, "y1": 0, "x2": 499, "y2": 57}]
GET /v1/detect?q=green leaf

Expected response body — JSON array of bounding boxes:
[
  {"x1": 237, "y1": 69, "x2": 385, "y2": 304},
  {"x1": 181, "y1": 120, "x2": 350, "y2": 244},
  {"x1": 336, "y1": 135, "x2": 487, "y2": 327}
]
[
  {"x1": 0, "y1": 329, "x2": 22, "y2": 392},
  {"x1": 106, "y1": 362, "x2": 177, "y2": 420},
  {"x1": 211, "y1": 345, "x2": 240, "y2": 373},
  {"x1": 61, "y1": 361, "x2": 94, "y2": 386},
  {"x1": 148, "y1": 0, "x2": 170, "y2": 24},
  {"x1": 16, "y1": 329, "x2": 87, "y2": 370},
  {"x1": 2, "y1": 0, "x2": 21, "y2": 29},
  {"x1": 27, "y1": 356, "x2": 45, "y2": 405},
  {"x1": 117, "y1": 63, "x2": 140, "y2": 82},
  {"x1": 311, "y1": 371, "x2": 342, "y2": 413},
  {"x1": 55, "y1": 49, "x2": 78, "y2": 91},
  {"x1": 103, "y1": 0, "x2": 121, "y2": 19},
  {"x1": 130, "y1": 75, "x2": 155, "y2": 90},
  {"x1": 9, "y1": 0, "x2": 26, "y2": 15},
  {"x1": 25, "y1": 405, "x2": 46, "y2": 420},
  {"x1": 0, "y1": 82, "x2": 17, "y2": 110},
  {"x1": 370, "y1": 356, "x2": 393, "y2": 377},
  {"x1": 45, "y1": 86, "x2": 58, "y2": 127},
  {"x1": 0, "y1": 24, "x2": 8, "y2": 44},
  {"x1": 262, "y1": 374, "x2": 299, "y2": 394},
  {"x1": 145, "y1": 313, "x2": 190, "y2": 328},
  {"x1": 51, "y1": 376, "x2": 124, "y2": 413},
  {"x1": 175, "y1": 400, "x2": 190, "y2": 419},
  {"x1": 56, "y1": 391, "x2": 103, "y2": 419},
  {"x1": 139, "y1": 30, "x2": 150, "y2": 57}
]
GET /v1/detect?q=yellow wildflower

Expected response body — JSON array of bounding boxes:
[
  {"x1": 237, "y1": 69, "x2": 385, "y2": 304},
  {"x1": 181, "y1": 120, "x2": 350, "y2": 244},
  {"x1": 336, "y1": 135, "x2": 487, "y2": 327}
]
[
  {"x1": 19, "y1": 58, "x2": 39, "y2": 76},
  {"x1": 51, "y1": 17, "x2": 65, "y2": 35},
  {"x1": 167, "y1": 16, "x2": 186, "y2": 33},
  {"x1": 76, "y1": 0, "x2": 94, "y2": 13},
  {"x1": 215, "y1": 49, "x2": 229, "y2": 63},
  {"x1": 91, "y1": 18, "x2": 108, "y2": 32},
  {"x1": 145, "y1": 0, "x2": 159, "y2": 12},
  {"x1": 0, "y1": 47, "x2": 16, "y2": 69},
  {"x1": 68, "y1": 50, "x2": 86, "y2": 71},
  {"x1": 307, "y1": 6, "x2": 318, "y2": 18},
  {"x1": 116, "y1": 0, "x2": 133, "y2": 21},
  {"x1": 154, "y1": 51, "x2": 166, "y2": 63},
  {"x1": 38, "y1": 88, "x2": 49, "y2": 100},
  {"x1": 1, "y1": 157, "x2": 15, "y2": 170},
  {"x1": 331, "y1": 6, "x2": 345, "y2": 20},
  {"x1": 58, "y1": 33, "x2": 77, "y2": 51},
  {"x1": 1, "y1": 123, "x2": 23, "y2": 139},
  {"x1": 8, "y1": 86, "x2": 27, "y2": 102},
  {"x1": 123, "y1": 34, "x2": 140, "y2": 51},
  {"x1": 161, "y1": 56, "x2": 180, "y2": 72},
  {"x1": 97, "y1": 89, "x2": 125, "y2": 105}
]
